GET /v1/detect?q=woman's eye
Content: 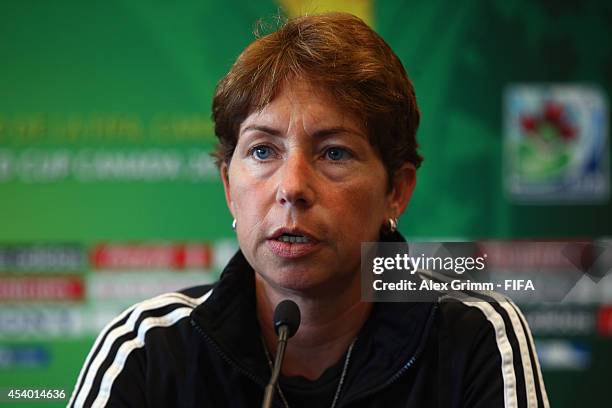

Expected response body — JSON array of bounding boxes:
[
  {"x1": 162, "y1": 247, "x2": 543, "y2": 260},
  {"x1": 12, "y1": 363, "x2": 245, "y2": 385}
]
[
  {"x1": 325, "y1": 147, "x2": 350, "y2": 161},
  {"x1": 251, "y1": 145, "x2": 274, "y2": 160}
]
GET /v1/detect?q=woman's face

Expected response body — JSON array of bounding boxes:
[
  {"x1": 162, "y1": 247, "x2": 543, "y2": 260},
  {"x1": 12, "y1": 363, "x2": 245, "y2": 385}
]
[{"x1": 221, "y1": 82, "x2": 415, "y2": 296}]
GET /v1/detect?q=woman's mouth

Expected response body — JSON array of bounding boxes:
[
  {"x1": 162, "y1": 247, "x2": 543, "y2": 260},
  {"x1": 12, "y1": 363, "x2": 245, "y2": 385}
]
[{"x1": 267, "y1": 230, "x2": 320, "y2": 258}]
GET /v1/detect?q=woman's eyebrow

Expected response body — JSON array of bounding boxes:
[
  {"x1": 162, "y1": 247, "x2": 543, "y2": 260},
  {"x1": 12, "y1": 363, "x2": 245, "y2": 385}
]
[
  {"x1": 241, "y1": 125, "x2": 281, "y2": 136},
  {"x1": 241, "y1": 124, "x2": 364, "y2": 139},
  {"x1": 310, "y1": 127, "x2": 365, "y2": 140}
]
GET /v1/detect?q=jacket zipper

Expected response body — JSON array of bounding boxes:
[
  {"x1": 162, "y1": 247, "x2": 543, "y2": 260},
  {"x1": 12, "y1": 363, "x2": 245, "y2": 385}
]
[
  {"x1": 191, "y1": 318, "x2": 290, "y2": 408},
  {"x1": 338, "y1": 303, "x2": 438, "y2": 407},
  {"x1": 192, "y1": 301, "x2": 438, "y2": 408}
]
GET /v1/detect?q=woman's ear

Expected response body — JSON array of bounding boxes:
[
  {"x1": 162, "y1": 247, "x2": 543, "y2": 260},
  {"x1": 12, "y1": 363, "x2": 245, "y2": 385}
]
[
  {"x1": 388, "y1": 163, "x2": 417, "y2": 218},
  {"x1": 220, "y1": 162, "x2": 235, "y2": 218}
]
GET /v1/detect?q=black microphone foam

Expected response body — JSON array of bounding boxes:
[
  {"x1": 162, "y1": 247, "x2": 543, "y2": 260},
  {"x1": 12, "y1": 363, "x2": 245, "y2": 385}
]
[{"x1": 273, "y1": 300, "x2": 301, "y2": 338}]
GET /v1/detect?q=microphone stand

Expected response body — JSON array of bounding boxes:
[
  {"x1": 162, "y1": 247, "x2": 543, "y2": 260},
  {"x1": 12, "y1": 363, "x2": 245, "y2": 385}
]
[{"x1": 262, "y1": 325, "x2": 289, "y2": 408}]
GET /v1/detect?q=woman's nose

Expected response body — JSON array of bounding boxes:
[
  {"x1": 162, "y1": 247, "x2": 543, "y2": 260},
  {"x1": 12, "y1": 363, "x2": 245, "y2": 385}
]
[{"x1": 275, "y1": 151, "x2": 315, "y2": 208}]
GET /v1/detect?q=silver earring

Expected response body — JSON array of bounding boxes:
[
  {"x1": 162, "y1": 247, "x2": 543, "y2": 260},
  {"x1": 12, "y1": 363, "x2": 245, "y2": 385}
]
[
  {"x1": 231, "y1": 219, "x2": 236, "y2": 230},
  {"x1": 388, "y1": 217, "x2": 398, "y2": 233}
]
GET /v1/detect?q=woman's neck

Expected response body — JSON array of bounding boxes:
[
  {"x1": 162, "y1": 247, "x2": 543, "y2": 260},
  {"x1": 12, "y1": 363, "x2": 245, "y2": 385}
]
[{"x1": 255, "y1": 273, "x2": 372, "y2": 380}]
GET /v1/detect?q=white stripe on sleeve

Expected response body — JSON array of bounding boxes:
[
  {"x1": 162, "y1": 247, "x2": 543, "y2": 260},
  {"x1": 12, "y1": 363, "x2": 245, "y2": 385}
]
[
  {"x1": 443, "y1": 293, "x2": 518, "y2": 408},
  {"x1": 71, "y1": 290, "x2": 212, "y2": 408},
  {"x1": 92, "y1": 307, "x2": 194, "y2": 407}
]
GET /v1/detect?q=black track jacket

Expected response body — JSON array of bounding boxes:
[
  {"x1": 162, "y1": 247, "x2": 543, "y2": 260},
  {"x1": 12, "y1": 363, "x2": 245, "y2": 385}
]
[{"x1": 69, "y1": 240, "x2": 549, "y2": 407}]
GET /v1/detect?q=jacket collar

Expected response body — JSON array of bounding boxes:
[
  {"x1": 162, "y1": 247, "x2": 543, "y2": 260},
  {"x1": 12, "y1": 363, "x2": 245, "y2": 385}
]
[{"x1": 190, "y1": 231, "x2": 436, "y2": 394}]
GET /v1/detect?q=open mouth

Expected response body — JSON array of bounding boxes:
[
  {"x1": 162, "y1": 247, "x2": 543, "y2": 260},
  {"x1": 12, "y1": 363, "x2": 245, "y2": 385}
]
[
  {"x1": 275, "y1": 233, "x2": 311, "y2": 244},
  {"x1": 267, "y1": 229, "x2": 319, "y2": 258}
]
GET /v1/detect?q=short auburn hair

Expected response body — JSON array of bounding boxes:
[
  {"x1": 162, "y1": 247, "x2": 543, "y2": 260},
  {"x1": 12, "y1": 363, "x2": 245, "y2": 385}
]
[{"x1": 212, "y1": 12, "x2": 422, "y2": 188}]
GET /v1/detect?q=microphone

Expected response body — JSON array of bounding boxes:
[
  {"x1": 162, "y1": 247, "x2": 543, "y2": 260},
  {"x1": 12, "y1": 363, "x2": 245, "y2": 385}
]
[{"x1": 262, "y1": 300, "x2": 301, "y2": 408}]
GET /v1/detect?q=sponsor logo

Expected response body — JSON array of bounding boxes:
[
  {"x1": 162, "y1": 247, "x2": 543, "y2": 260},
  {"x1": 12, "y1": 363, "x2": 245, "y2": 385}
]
[
  {"x1": 536, "y1": 340, "x2": 590, "y2": 370},
  {"x1": 88, "y1": 271, "x2": 215, "y2": 302},
  {"x1": 597, "y1": 305, "x2": 612, "y2": 337},
  {"x1": 0, "y1": 346, "x2": 49, "y2": 368},
  {"x1": 523, "y1": 307, "x2": 595, "y2": 336},
  {"x1": 0, "y1": 245, "x2": 84, "y2": 272},
  {"x1": 0, "y1": 308, "x2": 84, "y2": 338},
  {"x1": 91, "y1": 243, "x2": 212, "y2": 270},
  {"x1": 504, "y1": 84, "x2": 609, "y2": 203},
  {"x1": 0, "y1": 276, "x2": 85, "y2": 301}
]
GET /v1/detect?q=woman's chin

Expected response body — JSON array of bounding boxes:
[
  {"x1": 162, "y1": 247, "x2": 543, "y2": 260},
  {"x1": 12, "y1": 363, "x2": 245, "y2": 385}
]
[{"x1": 255, "y1": 269, "x2": 352, "y2": 297}]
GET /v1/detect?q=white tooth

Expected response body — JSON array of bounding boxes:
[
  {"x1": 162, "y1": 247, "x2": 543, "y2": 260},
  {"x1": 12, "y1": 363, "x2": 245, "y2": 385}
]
[{"x1": 277, "y1": 234, "x2": 311, "y2": 243}]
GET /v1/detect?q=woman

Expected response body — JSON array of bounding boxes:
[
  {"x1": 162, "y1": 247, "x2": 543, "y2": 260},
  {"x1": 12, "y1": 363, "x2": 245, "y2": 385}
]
[{"x1": 70, "y1": 13, "x2": 548, "y2": 407}]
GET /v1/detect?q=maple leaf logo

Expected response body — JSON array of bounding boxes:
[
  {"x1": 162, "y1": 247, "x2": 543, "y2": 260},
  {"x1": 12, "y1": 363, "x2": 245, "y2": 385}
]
[{"x1": 520, "y1": 101, "x2": 578, "y2": 143}]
